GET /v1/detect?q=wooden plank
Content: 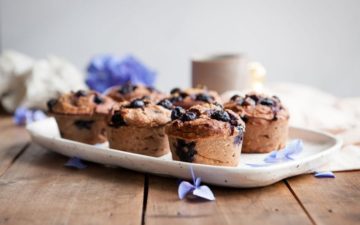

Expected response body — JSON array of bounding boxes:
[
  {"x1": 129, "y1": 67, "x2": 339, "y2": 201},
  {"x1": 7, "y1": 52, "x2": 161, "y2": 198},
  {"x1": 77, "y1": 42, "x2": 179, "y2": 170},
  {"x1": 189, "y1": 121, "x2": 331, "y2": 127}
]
[
  {"x1": 145, "y1": 176, "x2": 312, "y2": 225},
  {"x1": 286, "y1": 172, "x2": 360, "y2": 225},
  {"x1": 0, "y1": 117, "x2": 30, "y2": 176},
  {"x1": 0, "y1": 143, "x2": 145, "y2": 225}
]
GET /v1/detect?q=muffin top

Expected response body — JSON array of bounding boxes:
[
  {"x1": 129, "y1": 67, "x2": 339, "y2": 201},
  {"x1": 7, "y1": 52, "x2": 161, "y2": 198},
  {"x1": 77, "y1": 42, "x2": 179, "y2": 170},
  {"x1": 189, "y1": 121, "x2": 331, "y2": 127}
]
[
  {"x1": 224, "y1": 92, "x2": 289, "y2": 121},
  {"x1": 165, "y1": 103, "x2": 245, "y2": 139},
  {"x1": 106, "y1": 83, "x2": 166, "y2": 103},
  {"x1": 108, "y1": 97, "x2": 172, "y2": 128},
  {"x1": 47, "y1": 90, "x2": 115, "y2": 115},
  {"x1": 165, "y1": 87, "x2": 222, "y2": 109}
]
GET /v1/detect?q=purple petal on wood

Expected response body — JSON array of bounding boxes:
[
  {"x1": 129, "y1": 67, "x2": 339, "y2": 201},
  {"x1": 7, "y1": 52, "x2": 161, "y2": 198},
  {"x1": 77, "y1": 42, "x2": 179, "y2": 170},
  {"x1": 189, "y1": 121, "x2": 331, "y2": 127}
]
[
  {"x1": 193, "y1": 185, "x2": 216, "y2": 201},
  {"x1": 178, "y1": 181, "x2": 195, "y2": 200},
  {"x1": 314, "y1": 171, "x2": 335, "y2": 178},
  {"x1": 64, "y1": 157, "x2": 87, "y2": 169}
]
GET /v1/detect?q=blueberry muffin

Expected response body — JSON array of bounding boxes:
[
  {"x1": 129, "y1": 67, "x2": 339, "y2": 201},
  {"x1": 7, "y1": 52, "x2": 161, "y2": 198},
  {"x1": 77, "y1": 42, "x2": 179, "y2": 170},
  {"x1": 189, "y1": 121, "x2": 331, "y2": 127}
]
[
  {"x1": 47, "y1": 90, "x2": 115, "y2": 144},
  {"x1": 165, "y1": 103, "x2": 245, "y2": 167},
  {"x1": 106, "y1": 83, "x2": 166, "y2": 103},
  {"x1": 106, "y1": 98, "x2": 173, "y2": 157},
  {"x1": 166, "y1": 87, "x2": 222, "y2": 109},
  {"x1": 224, "y1": 92, "x2": 289, "y2": 153}
]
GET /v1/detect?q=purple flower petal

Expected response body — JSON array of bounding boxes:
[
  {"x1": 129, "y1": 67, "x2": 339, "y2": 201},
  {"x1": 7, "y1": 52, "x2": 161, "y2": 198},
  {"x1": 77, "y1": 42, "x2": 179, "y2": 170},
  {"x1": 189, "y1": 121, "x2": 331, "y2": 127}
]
[
  {"x1": 178, "y1": 166, "x2": 215, "y2": 201},
  {"x1": 178, "y1": 181, "x2": 195, "y2": 200},
  {"x1": 193, "y1": 185, "x2": 216, "y2": 201},
  {"x1": 264, "y1": 139, "x2": 303, "y2": 163},
  {"x1": 246, "y1": 139, "x2": 304, "y2": 167},
  {"x1": 195, "y1": 177, "x2": 201, "y2": 187},
  {"x1": 13, "y1": 107, "x2": 28, "y2": 125},
  {"x1": 64, "y1": 157, "x2": 87, "y2": 169},
  {"x1": 31, "y1": 110, "x2": 47, "y2": 121},
  {"x1": 314, "y1": 171, "x2": 335, "y2": 178},
  {"x1": 190, "y1": 165, "x2": 196, "y2": 184},
  {"x1": 13, "y1": 107, "x2": 47, "y2": 126}
]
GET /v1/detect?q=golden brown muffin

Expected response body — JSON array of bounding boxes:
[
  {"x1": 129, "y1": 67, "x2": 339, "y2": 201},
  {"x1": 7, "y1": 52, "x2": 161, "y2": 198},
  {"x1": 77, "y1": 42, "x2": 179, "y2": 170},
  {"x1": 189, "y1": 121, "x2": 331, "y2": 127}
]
[
  {"x1": 166, "y1": 87, "x2": 222, "y2": 109},
  {"x1": 106, "y1": 98, "x2": 172, "y2": 157},
  {"x1": 165, "y1": 103, "x2": 245, "y2": 167},
  {"x1": 47, "y1": 90, "x2": 115, "y2": 144},
  {"x1": 106, "y1": 83, "x2": 166, "y2": 103},
  {"x1": 224, "y1": 92, "x2": 289, "y2": 153}
]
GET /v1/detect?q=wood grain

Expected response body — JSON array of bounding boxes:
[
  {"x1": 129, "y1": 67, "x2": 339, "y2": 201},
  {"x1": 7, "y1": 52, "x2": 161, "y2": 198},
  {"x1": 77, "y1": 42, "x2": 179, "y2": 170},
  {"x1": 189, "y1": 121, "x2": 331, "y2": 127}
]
[
  {"x1": 287, "y1": 172, "x2": 360, "y2": 225},
  {"x1": 0, "y1": 117, "x2": 30, "y2": 176},
  {"x1": 0, "y1": 143, "x2": 145, "y2": 225},
  {"x1": 145, "y1": 175, "x2": 312, "y2": 225}
]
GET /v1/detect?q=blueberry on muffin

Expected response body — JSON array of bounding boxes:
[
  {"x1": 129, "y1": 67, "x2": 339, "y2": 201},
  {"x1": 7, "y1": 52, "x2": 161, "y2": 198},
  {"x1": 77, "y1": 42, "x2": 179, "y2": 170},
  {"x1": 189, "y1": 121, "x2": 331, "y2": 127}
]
[
  {"x1": 106, "y1": 83, "x2": 166, "y2": 103},
  {"x1": 47, "y1": 90, "x2": 115, "y2": 144},
  {"x1": 166, "y1": 86, "x2": 222, "y2": 109},
  {"x1": 224, "y1": 92, "x2": 289, "y2": 153},
  {"x1": 165, "y1": 103, "x2": 245, "y2": 167},
  {"x1": 106, "y1": 98, "x2": 172, "y2": 157}
]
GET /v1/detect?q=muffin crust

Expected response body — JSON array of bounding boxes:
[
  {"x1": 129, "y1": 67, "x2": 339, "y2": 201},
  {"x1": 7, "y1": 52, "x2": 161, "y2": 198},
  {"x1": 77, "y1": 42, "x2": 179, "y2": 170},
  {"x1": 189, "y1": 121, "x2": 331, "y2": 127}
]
[
  {"x1": 165, "y1": 87, "x2": 222, "y2": 109},
  {"x1": 106, "y1": 83, "x2": 166, "y2": 103}
]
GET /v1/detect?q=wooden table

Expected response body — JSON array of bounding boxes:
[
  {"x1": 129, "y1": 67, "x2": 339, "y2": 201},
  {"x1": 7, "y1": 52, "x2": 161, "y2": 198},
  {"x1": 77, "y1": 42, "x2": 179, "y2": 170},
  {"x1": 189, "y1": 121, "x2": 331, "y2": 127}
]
[{"x1": 0, "y1": 117, "x2": 359, "y2": 225}]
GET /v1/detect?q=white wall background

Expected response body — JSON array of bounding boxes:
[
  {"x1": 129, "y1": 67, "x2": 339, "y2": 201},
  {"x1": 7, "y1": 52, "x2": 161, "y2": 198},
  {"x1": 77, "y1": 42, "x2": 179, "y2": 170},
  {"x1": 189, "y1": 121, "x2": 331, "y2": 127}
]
[{"x1": 1, "y1": 0, "x2": 359, "y2": 96}]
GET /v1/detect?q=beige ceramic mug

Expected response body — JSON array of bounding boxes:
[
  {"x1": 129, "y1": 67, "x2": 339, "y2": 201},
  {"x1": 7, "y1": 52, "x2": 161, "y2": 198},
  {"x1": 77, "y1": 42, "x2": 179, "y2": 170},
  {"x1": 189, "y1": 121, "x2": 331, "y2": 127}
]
[{"x1": 192, "y1": 54, "x2": 262, "y2": 94}]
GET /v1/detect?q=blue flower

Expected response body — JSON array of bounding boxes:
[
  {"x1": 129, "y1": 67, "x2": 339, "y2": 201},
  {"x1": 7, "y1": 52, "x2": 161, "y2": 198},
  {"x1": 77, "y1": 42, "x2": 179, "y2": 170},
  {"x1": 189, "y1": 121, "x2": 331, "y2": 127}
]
[
  {"x1": 13, "y1": 107, "x2": 47, "y2": 126},
  {"x1": 86, "y1": 54, "x2": 156, "y2": 93},
  {"x1": 178, "y1": 166, "x2": 215, "y2": 201}
]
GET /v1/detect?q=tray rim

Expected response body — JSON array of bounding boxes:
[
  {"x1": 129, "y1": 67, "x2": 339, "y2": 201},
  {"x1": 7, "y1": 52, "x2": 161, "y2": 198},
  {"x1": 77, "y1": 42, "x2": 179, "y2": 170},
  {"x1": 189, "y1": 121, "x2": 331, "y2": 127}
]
[{"x1": 26, "y1": 117, "x2": 343, "y2": 186}]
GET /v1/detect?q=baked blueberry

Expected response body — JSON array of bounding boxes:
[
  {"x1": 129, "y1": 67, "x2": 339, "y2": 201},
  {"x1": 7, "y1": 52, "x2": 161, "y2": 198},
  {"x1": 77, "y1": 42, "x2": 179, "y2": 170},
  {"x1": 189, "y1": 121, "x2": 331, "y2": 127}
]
[
  {"x1": 211, "y1": 110, "x2": 230, "y2": 122},
  {"x1": 157, "y1": 99, "x2": 173, "y2": 110},
  {"x1": 170, "y1": 87, "x2": 181, "y2": 95},
  {"x1": 47, "y1": 98, "x2": 58, "y2": 111},
  {"x1": 171, "y1": 106, "x2": 185, "y2": 120},
  {"x1": 259, "y1": 98, "x2": 275, "y2": 106},
  {"x1": 169, "y1": 96, "x2": 183, "y2": 103},
  {"x1": 230, "y1": 95, "x2": 244, "y2": 105},
  {"x1": 111, "y1": 111, "x2": 126, "y2": 127},
  {"x1": 230, "y1": 95, "x2": 240, "y2": 101},
  {"x1": 181, "y1": 111, "x2": 197, "y2": 122},
  {"x1": 73, "y1": 120, "x2": 95, "y2": 130},
  {"x1": 241, "y1": 115, "x2": 249, "y2": 123},
  {"x1": 242, "y1": 97, "x2": 256, "y2": 106},
  {"x1": 75, "y1": 90, "x2": 87, "y2": 97},
  {"x1": 146, "y1": 86, "x2": 155, "y2": 92},
  {"x1": 118, "y1": 84, "x2": 137, "y2": 94},
  {"x1": 128, "y1": 99, "x2": 145, "y2": 108},
  {"x1": 195, "y1": 93, "x2": 213, "y2": 103},
  {"x1": 175, "y1": 139, "x2": 197, "y2": 162},
  {"x1": 246, "y1": 94, "x2": 259, "y2": 103},
  {"x1": 93, "y1": 94, "x2": 104, "y2": 104}
]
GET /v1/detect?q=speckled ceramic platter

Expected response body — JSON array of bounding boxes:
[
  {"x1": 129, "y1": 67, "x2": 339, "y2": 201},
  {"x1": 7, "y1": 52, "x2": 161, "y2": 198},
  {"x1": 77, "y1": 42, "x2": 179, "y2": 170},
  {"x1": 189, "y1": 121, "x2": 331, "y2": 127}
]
[{"x1": 26, "y1": 117, "x2": 342, "y2": 188}]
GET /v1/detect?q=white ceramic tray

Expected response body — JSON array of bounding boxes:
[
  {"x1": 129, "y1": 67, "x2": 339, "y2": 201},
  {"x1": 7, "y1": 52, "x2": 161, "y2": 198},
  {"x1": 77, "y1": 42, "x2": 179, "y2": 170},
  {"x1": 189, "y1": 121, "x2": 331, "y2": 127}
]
[{"x1": 26, "y1": 117, "x2": 342, "y2": 188}]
